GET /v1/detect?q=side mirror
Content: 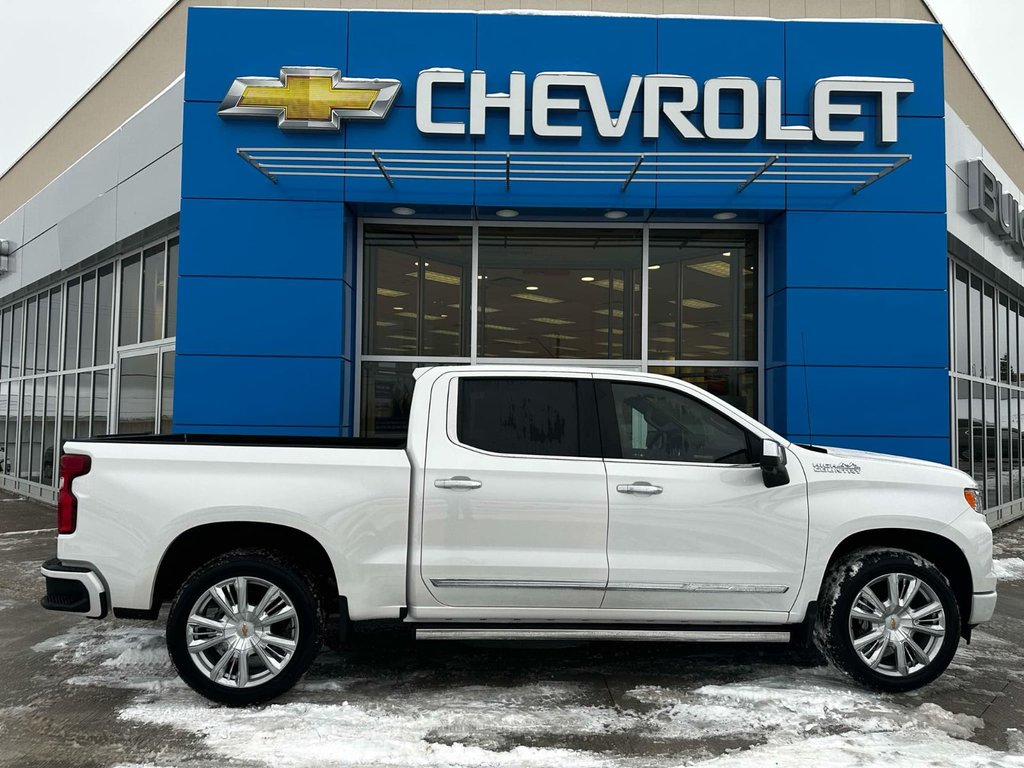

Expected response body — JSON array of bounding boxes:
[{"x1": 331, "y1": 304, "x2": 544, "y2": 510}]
[{"x1": 760, "y1": 439, "x2": 790, "y2": 488}]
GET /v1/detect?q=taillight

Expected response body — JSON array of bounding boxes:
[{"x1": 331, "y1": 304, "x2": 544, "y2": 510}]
[{"x1": 57, "y1": 454, "x2": 91, "y2": 535}]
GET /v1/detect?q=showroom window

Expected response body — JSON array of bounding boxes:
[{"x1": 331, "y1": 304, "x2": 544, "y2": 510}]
[
  {"x1": 0, "y1": 233, "x2": 178, "y2": 489},
  {"x1": 359, "y1": 222, "x2": 760, "y2": 436},
  {"x1": 116, "y1": 238, "x2": 178, "y2": 434},
  {"x1": 950, "y1": 261, "x2": 1024, "y2": 519}
]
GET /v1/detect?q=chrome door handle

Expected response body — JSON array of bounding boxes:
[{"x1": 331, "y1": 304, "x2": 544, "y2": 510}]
[
  {"x1": 434, "y1": 476, "x2": 483, "y2": 490},
  {"x1": 617, "y1": 482, "x2": 663, "y2": 496}
]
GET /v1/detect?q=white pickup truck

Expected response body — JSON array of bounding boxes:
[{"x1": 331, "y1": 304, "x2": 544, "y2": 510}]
[{"x1": 42, "y1": 365, "x2": 996, "y2": 705}]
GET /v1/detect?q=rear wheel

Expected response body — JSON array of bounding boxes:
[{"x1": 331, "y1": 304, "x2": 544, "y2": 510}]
[
  {"x1": 167, "y1": 551, "x2": 323, "y2": 705},
  {"x1": 815, "y1": 548, "x2": 960, "y2": 693}
]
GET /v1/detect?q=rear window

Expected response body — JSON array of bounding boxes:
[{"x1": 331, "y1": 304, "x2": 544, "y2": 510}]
[{"x1": 457, "y1": 378, "x2": 582, "y2": 457}]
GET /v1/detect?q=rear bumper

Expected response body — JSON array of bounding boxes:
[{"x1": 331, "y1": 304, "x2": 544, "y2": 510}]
[
  {"x1": 969, "y1": 590, "x2": 997, "y2": 625},
  {"x1": 40, "y1": 558, "x2": 107, "y2": 619}
]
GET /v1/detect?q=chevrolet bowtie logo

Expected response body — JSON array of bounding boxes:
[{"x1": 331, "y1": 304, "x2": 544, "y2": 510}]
[{"x1": 218, "y1": 66, "x2": 401, "y2": 131}]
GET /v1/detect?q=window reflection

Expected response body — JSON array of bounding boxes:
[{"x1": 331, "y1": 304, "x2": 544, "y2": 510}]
[
  {"x1": 649, "y1": 230, "x2": 757, "y2": 361},
  {"x1": 363, "y1": 226, "x2": 471, "y2": 357},
  {"x1": 477, "y1": 228, "x2": 642, "y2": 360},
  {"x1": 117, "y1": 355, "x2": 157, "y2": 434}
]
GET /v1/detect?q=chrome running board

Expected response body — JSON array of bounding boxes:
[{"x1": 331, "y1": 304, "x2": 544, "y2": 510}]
[{"x1": 415, "y1": 628, "x2": 791, "y2": 643}]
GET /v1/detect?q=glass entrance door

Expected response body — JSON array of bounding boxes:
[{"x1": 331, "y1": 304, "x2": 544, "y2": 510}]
[
  {"x1": 116, "y1": 345, "x2": 175, "y2": 434},
  {"x1": 358, "y1": 221, "x2": 760, "y2": 436}
]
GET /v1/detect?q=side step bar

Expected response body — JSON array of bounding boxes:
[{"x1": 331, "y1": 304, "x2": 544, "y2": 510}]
[{"x1": 415, "y1": 628, "x2": 791, "y2": 643}]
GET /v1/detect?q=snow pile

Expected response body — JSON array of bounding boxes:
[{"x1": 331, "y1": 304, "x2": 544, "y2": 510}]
[
  {"x1": 121, "y1": 699, "x2": 612, "y2": 768},
  {"x1": 114, "y1": 665, "x2": 1024, "y2": 768},
  {"x1": 33, "y1": 624, "x2": 179, "y2": 691},
  {"x1": 994, "y1": 558, "x2": 1024, "y2": 580},
  {"x1": 694, "y1": 730, "x2": 1024, "y2": 767}
]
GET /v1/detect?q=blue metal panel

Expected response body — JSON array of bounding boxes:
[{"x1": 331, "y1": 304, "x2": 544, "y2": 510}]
[
  {"x1": 781, "y1": 287, "x2": 948, "y2": 368},
  {"x1": 784, "y1": 116, "x2": 945, "y2": 214},
  {"x1": 184, "y1": 7, "x2": 349, "y2": 103},
  {"x1": 476, "y1": 14, "x2": 657, "y2": 110},
  {"x1": 344, "y1": 108, "x2": 472, "y2": 206},
  {"x1": 181, "y1": 102, "x2": 346, "y2": 202},
  {"x1": 776, "y1": 365, "x2": 950, "y2": 438},
  {"x1": 174, "y1": 355, "x2": 343, "y2": 427},
  {"x1": 173, "y1": 424, "x2": 343, "y2": 437},
  {"x1": 347, "y1": 11, "x2": 476, "y2": 111},
  {"x1": 658, "y1": 18, "x2": 784, "y2": 114},
  {"x1": 179, "y1": 199, "x2": 346, "y2": 279},
  {"x1": 654, "y1": 123, "x2": 785, "y2": 211},
  {"x1": 777, "y1": 211, "x2": 947, "y2": 291},
  {"x1": 176, "y1": 276, "x2": 345, "y2": 358},
  {"x1": 783, "y1": 20, "x2": 944, "y2": 118},
  {"x1": 786, "y1": 435, "x2": 951, "y2": 465},
  {"x1": 474, "y1": 111, "x2": 654, "y2": 211}
]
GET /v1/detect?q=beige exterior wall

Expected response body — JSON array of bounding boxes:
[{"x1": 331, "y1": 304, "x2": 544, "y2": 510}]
[{"x1": 2, "y1": 0, "x2": 1022, "y2": 221}]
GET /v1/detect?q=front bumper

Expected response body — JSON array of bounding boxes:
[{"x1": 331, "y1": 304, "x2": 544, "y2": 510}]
[
  {"x1": 969, "y1": 590, "x2": 998, "y2": 625},
  {"x1": 40, "y1": 558, "x2": 107, "y2": 619}
]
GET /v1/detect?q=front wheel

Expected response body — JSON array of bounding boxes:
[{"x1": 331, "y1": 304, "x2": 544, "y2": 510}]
[
  {"x1": 167, "y1": 551, "x2": 323, "y2": 705},
  {"x1": 815, "y1": 548, "x2": 960, "y2": 693}
]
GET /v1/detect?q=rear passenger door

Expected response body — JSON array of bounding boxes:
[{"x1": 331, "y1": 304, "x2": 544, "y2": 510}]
[{"x1": 420, "y1": 373, "x2": 609, "y2": 609}]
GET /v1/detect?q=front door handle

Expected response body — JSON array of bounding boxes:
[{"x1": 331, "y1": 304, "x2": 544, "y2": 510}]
[
  {"x1": 434, "y1": 476, "x2": 483, "y2": 490},
  {"x1": 617, "y1": 482, "x2": 663, "y2": 496}
]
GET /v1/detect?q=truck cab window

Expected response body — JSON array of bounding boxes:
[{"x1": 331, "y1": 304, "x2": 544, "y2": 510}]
[
  {"x1": 608, "y1": 382, "x2": 752, "y2": 464},
  {"x1": 457, "y1": 378, "x2": 583, "y2": 457}
]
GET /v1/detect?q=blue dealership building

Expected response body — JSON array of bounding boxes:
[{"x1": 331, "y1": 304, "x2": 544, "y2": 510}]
[{"x1": 0, "y1": 3, "x2": 1022, "y2": 526}]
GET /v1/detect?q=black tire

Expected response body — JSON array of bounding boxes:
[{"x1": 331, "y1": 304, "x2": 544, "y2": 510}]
[
  {"x1": 167, "y1": 550, "x2": 324, "y2": 706},
  {"x1": 815, "y1": 547, "x2": 960, "y2": 693}
]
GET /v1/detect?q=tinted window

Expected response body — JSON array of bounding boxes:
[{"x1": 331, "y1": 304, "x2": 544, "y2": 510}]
[
  {"x1": 608, "y1": 382, "x2": 752, "y2": 464},
  {"x1": 458, "y1": 378, "x2": 582, "y2": 457}
]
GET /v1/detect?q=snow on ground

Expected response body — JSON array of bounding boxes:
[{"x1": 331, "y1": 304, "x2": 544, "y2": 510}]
[
  {"x1": 994, "y1": 558, "x2": 1024, "y2": 581},
  {"x1": 33, "y1": 623, "x2": 184, "y2": 692},
  {"x1": 113, "y1": 666, "x2": 1024, "y2": 768}
]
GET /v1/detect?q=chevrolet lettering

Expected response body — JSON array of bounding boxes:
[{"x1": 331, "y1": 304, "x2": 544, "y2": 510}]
[{"x1": 219, "y1": 67, "x2": 914, "y2": 144}]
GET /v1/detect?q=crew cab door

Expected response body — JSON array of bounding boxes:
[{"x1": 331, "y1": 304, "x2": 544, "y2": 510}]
[
  {"x1": 419, "y1": 372, "x2": 609, "y2": 608},
  {"x1": 597, "y1": 377, "x2": 808, "y2": 613}
]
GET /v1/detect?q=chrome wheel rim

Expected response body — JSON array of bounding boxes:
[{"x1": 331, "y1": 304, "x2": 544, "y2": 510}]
[
  {"x1": 186, "y1": 576, "x2": 299, "y2": 689},
  {"x1": 848, "y1": 572, "x2": 946, "y2": 678}
]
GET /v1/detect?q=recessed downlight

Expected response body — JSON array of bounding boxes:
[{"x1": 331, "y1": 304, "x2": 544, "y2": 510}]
[
  {"x1": 604, "y1": 210, "x2": 628, "y2": 220},
  {"x1": 496, "y1": 208, "x2": 519, "y2": 218},
  {"x1": 581, "y1": 276, "x2": 596, "y2": 282},
  {"x1": 713, "y1": 211, "x2": 738, "y2": 221},
  {"x1": 648, "y1": 264, "x2": 661, "y2": 270},
  {"x1": 525, "y1": 285, "x2": 539, "y2": 291},
  {"x1": 392, "y1": 206, "x2": 416, "y2": 216}
]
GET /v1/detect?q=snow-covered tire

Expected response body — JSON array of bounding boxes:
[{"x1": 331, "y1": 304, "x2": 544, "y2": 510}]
[
  {"x1": 815, "y1": 548, "x2": 960, "y2": 693},
  {"x1": 167, "y1": 550, "x2": 324, "y2": 706}
]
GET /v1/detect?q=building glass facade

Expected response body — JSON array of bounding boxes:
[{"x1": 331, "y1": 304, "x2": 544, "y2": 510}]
[
  {"x1": 950, "y1": 259, "x2": 1024, "y2": 522},
  {"x1": 359, "y1": 222, "x2": 759, "y2": 435},
  {"x1": 0, "y1": 234, "x2": 178, "y2": 493}
]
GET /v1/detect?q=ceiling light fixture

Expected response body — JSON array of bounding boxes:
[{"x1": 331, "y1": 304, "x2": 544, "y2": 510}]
[
  {"x1": 512, "y1": 292, "x2": 563, "y2": 304},
  {"x1": 604, "y1": 210, "x2": 628, "y2": 220},
  {"x1": 525, "y1": 285, "x2": 540, "y2": 291},
  {"x1": 392, "y1": 206, "x2": 416, "y2": 216},
  {"x1": 580, "y1": 276, "x2": 596, "y2": 282},
  {"x1": 713, "y1": 211, "x2": 738, "y2": 221},
  {"x1": 496, "y1": 209, "x2": 519, "y2": 218},
  {"x1": 648, "y1": 264, "x2": 661, "y2": 270}
]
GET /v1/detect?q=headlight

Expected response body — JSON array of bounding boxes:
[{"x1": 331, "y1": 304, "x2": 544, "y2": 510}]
[{"x1": 964, "y1": 487, "x2": 983, "y2": 514}]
